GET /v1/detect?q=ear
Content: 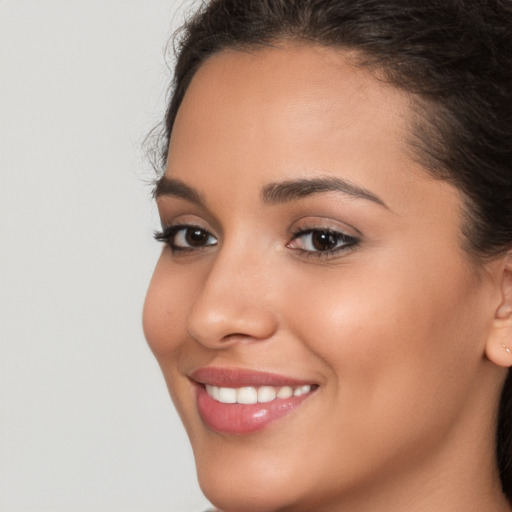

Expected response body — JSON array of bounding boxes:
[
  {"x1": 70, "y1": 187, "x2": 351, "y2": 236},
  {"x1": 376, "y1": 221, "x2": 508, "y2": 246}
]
[{"x1": 485, "y1": 251, "x2": 512, "y2": 368}]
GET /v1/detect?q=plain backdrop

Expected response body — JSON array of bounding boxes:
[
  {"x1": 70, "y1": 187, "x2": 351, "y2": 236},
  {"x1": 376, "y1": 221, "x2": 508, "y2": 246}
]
[{"x1": 0, "y1": 1, "x2": 211, "y2": 510}]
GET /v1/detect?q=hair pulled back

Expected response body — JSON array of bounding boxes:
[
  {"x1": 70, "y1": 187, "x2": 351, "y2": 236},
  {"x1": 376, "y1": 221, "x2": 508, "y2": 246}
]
[{"x1": 159, "y1": 0, "x2": 512, "y2": 499}]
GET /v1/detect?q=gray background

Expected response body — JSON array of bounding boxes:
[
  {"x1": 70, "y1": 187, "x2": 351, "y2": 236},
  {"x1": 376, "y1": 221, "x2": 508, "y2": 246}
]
[{"x1": 0, "y1": 1, "x2": 210, "y2": 510}]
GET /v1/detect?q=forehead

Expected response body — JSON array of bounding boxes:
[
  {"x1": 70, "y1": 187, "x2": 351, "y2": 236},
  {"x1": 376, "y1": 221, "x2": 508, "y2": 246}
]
[
  {"x1": 172, "y1": 44, "x2": 412, "y2": 141},
  {"x1": 169, "y1": 44, "x2": 415, "y2": 171},
  {"x1": 166, "y1": 43, "x2": 451, "y2": 216}
]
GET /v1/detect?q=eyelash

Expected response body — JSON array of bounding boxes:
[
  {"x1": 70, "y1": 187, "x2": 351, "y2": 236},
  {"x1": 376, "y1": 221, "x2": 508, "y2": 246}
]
[
  {"x1": 288, "y1": 226, "x2": 359, "y2": 258},
  {"x1": 154, "y1": 224, "x2": 218, "y2": 253},
  {"x1": 154, "y1": 224, "x2": 359, "y2": 258}
]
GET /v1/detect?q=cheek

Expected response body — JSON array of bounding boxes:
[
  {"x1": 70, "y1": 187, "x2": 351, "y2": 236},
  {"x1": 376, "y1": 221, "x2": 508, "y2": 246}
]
[
  {"x1": 142, "y1": 258, "x2": 190, "y2": 362},
  {"x1": 280, "y1": 254, "x2": 485, "y2": 423},
  {"x1": 143, "y1": 258, "x2": 201, "y2": 425},
  {"x1": 289, "y1": 249, "x2": 479, "y2": 354},
  {"x1": 266, "y1": 259, "x2": 486, "y2": 487}
]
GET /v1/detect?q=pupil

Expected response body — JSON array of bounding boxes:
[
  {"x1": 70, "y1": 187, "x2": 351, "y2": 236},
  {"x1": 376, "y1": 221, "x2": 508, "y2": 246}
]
[
  {"x1": 312, "y1": 231, "x2": 337, "y2": 251},
  {"x1": 186, "y1": 228, "x2": 207, "y2": 246}
]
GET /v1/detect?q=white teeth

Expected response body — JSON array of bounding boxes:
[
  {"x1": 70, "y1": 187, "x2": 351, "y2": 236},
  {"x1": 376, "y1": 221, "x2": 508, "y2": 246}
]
[
  {"x1": 206, "y1": 384, "x2": 220, "y2": 401},
  {"x1": 237, "y1": 386, "x2": 258, "y2": 404},
  {"x1": 205, "y1": 384, "x2": 314, "y2": 404},
  {"x1": 258, "y1": 386, "x2": 277, "y2": 403},
  {"x1": 293, "y1": 385, "x2": 311, "y2": 397},
  {"x1": 277, "y1": 386, "x2": 293, "y2": 399},
  {"x1": 218, "y1": 387, "x2": 237, "y2": 404}
]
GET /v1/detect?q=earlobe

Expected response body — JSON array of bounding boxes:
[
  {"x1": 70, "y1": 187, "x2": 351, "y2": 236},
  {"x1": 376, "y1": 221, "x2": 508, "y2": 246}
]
[
  {"x1": 485, "y1": 252, "x2": 512, "y2": 368},
  {"x1": 485, "y1": 319, "x2": 512, "y2": 368}
]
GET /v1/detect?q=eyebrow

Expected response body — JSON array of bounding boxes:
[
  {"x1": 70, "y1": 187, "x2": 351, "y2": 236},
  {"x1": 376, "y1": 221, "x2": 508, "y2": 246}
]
[
  {"x1": 261, "y1": 177, "x2": 388, "y2": 208},
  {"x1": 153, "y1": 176, "x2": 205, "y2": 205},
  {"x1": 154, "y1": 175, "x2": 388, "y2": 210}
]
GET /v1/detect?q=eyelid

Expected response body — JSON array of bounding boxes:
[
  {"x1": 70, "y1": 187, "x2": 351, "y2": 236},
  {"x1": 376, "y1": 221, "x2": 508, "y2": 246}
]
[
  {"x1": 154, "y1": 223, "x2": 218, "y2": 252},
  {"x1": 289, "y1": 213, "x2": 360, "y2": 233},
  {"x1": 288, "y1": 228, "x2": 358, "y2": 250},
  {"x1": 154, "y1": 216, "x2": 360, "y2": 259},
  {"x1": 287, "y1": 219, "x2": 360, "y2": 259}
]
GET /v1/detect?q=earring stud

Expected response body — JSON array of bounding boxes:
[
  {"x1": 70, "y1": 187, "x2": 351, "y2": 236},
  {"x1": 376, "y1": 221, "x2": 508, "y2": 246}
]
[{"x1": 501, "y1": 344, "x2": 511, "y2": 355}]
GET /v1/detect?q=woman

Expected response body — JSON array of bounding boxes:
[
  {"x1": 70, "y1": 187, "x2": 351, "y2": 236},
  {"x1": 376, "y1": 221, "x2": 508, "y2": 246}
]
[{"x1": 143, "y1": 0, "x2": 512, "y2": 510}]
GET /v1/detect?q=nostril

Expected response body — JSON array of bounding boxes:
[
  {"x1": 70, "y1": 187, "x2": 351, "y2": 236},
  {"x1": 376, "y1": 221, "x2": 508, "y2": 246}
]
[{"x1": 186, "y1": 302, "x2": 278, "y2": 349}]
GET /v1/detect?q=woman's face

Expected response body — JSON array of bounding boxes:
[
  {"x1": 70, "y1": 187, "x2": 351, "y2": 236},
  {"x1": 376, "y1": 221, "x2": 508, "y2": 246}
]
[{"x1": 144, "y1": 45, "x2": 503, "y2": 511}]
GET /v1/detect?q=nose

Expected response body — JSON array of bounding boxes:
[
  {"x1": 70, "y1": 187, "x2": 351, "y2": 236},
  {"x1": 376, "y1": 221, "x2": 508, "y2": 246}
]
[{"x1": 186, "y1": 248, "x2": 278, "y2": 349}]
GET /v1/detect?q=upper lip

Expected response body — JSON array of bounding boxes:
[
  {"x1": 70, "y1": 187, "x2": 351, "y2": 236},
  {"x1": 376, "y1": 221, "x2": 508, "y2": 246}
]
[{"x1": 190, "y1": 367, "x2": 316, "y2": 388}]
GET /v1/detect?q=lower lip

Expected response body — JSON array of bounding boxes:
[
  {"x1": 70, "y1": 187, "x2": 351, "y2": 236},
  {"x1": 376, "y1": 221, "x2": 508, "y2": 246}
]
[{"x1": 196, "y1": 385, "x2": 314, "y2": 434}]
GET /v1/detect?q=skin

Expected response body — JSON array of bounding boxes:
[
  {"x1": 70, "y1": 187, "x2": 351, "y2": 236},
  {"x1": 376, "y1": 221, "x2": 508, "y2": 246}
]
[{"x1": 143, "y1": 44, "x2": 512, "y2": 512}]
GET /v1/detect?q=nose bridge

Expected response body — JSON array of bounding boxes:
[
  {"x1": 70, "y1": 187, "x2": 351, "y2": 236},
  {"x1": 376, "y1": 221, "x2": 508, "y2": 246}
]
[{"x1": 186, "y1": 238, "x2": 277, "y2": 347}]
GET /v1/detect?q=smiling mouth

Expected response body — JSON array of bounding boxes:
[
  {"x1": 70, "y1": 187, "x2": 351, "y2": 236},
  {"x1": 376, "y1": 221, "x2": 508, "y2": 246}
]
[
  {"x1": 205, "y1": 384, "x2": 316, "y2": 404},
  {"x1": 191, "y1": 367, "x2": 319, "y2": 434}
]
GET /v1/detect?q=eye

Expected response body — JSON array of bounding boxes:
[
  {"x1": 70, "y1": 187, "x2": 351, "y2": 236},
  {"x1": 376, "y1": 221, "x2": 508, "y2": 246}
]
[
  {"x1": 154, "y1": 225, "x2": 218, "y2": 252},
  {"x1": 288, "y1": 228, "x2": 358, "y2": 256}
]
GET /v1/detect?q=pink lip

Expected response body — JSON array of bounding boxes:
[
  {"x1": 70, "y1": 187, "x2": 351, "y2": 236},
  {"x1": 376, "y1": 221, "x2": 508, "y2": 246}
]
[
  {"x1": 191, "y1": 367, "x2": 313, "y2": 387},
  {"x1": 190, "y1": 367, "x2": 317, "y2": 435}
]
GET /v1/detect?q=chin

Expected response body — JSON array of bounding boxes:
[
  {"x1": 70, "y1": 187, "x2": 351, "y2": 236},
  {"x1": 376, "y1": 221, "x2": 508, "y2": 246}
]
[
  {"x1": 193, "y1": 442, "x2": 309, "y2": 512},
  {"x1": 199, "y1": 477, "x2": 297, "y2": 512}
]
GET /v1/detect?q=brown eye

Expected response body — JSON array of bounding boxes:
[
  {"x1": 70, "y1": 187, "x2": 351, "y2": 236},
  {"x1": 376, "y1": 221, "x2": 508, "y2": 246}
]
[
  {"x1": 310, "y1": 230, "x2": 339, "y2": 251},
  {"x1": 185, "y1": 228, "x2": 211, "y2": 247},
  {"x1": 154, "y1": 225, "x2": 218, "y2": 251},
  {"x1": 173, "y1": 226, "x2": 217, "y2": 249},
  {"x1": 288, "y1": 228, "x2": 358, "y2": 256}
]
